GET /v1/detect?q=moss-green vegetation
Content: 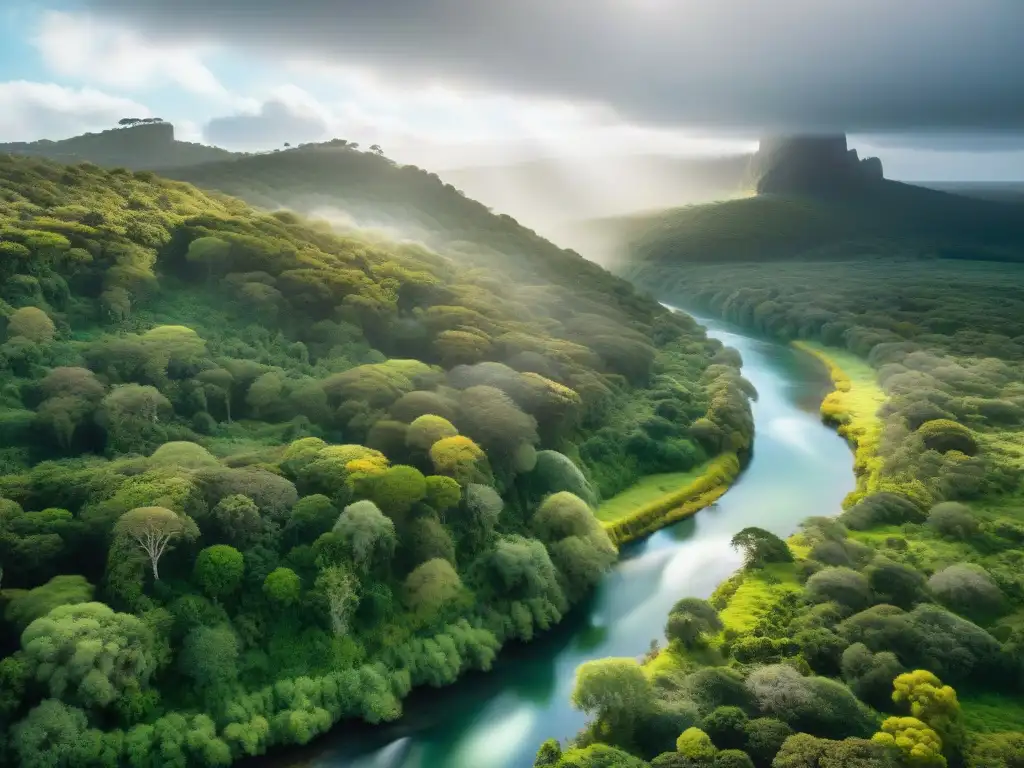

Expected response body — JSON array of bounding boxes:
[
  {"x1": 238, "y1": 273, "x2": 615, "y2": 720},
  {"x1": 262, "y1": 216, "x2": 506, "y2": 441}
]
[
  {"x1": 600, "y1": 454, "x2": 742, "y2": 546},
  {"x1": 540, "y1": 214, "x2": 1024, "y2": 767},
  {"x1": 0, "y1": 152, "x2": 754, "y2": 766},
  {"x1": 597, "y1": 464, "x2": 718, "y2": 522}
]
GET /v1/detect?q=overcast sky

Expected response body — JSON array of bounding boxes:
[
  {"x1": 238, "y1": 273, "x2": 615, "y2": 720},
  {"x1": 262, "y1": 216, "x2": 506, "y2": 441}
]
[{"x1": 1, "y1": 0, "x2": 1023, "y2": 178}]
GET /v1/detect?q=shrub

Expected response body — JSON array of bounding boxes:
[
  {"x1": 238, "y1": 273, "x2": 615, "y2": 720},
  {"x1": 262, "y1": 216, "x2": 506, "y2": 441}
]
[
  {"x1": 926, "y1": 501, "x2": 979, "y2": 539},
  {"x1": 916, "y1": 419, "x2": 978, "y2": 455},
  {"x1": 927, "y1": 563, "x2": 1004, "y2": 619},
  {"x1": 839, "y1": 492, "x2": 925, "y2": 530},
  {"x1": 805, "y1": 567, "x2": 872, "y2": 612}
]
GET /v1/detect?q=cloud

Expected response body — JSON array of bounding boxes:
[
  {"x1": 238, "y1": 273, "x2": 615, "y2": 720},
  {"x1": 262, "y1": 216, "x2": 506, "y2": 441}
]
[
  {"x1": 78, "y1": 0, "x2": 1024, "y2": 133},
  {"x1": 855, "y1": 132, "x2": 1024, "y2": 154},
  {"x1": 203, "y1": 91, "x2": 329, "y2": 149},
  {"x1": 33, "y1": 10, "x2": 229, "y2": 99},
  {"x1": 0, "y1": 80, "x2": 151, "y2": 142}
]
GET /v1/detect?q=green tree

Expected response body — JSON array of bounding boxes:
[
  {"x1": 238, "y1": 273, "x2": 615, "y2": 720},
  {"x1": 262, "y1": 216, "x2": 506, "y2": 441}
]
[
  {"x1": 666, "y1": 597, "x2": 724, "y2": 649},
  {"x1": 743, "y1": 718, "x2": 793, "y2": 766},
  {"x1": 21, "y1": 602, "x2": 158, "y2": 711},
  {"x1": 702, "y1": 706, "x2": 749, "y2": 751},
  {"x1": 194, "y1": 545, "x2": 245, "y2": 600},
  {"x1": 731, "y1": 527, "x2": 793, "y2": 568},
  {"x1": 10, "y1": 700, "x2": 95, "y2": 768},
  {"x1": 97, "y1": 384, "x2": 172, "y2": 454},
  {"x1": 4, "y1": 575, "x2": 94, "y2": 631},
  {"x1": 7, "y1": 306, "x2": 55, "y2": 342},
  {"x1": 211, "y1": 494, "x2": 262, "y2": 546},
  {"x1": 404, "y1": 558, "x2": 463, "y2": 616},
  {"x1": 406, "y1": 414, "x2": 459, "y2": 451},
  {"x1": 316, "y1": 565, "x2": 359, "y2": 636},
  {"x1": 424, "y1": 475, "x2": 462, "y2": 516},
  {"x1": 333, "y1": 500, "x2": 397, "y2": 573},
  {"x1": 429, "y1": 435, "x2": 488, "y2": 482},
  {"x1": 114, "y1": 506, "x2": 198, "y2": 581},
  {"x1": 369, "y1": 465, "x2": 427, "y2": 516},
  {"x1": 179, "y1": 624, "x2": 240, "y2": 689},
  {"x1": 263, "y1": 567, "x2": 302, "y2": 606},
  {"x1": 805, "y1": 567, "x2": 873, "y2": 612},
  {"x1": 571, "y1": 657, "x2": 652, "y2": 741},
  {"x1": 186, "y1": 236, "x2": 231, "y2": 277},
  {"x1": 677, "y1": 727, "x2": 717, "y2": 762}
]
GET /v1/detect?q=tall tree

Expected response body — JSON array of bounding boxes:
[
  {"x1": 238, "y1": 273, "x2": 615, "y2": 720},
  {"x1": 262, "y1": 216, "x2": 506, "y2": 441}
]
[{"x1": 114, "y1": 506, "x2": 198, "y2": 580}]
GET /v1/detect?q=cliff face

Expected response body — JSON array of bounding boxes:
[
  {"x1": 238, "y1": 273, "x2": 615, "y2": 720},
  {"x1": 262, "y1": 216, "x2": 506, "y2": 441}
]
[
  {"x1": 753, "y1": 135, "x2": 884, "y2": 196},
  {"x1": 0, "y1": 123, "x2": 238, "y2": 170}
]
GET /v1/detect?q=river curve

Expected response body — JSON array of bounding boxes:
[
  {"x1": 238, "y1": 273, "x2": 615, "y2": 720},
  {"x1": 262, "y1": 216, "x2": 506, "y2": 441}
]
[{"x1": 261, "y1": 308, "x2": 857, "y2": 768}]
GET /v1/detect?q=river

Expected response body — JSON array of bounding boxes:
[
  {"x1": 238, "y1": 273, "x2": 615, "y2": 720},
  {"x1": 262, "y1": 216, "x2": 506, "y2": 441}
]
[{"x1": 265, "y1": 309, "x2": 857, "y2": 768}]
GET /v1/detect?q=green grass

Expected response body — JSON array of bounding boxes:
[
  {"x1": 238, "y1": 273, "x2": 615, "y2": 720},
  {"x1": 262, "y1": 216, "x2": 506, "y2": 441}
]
[
  {"x1": 596, "y1": 462, "x2": 714, "y2": 523},
  {"x1": 961, "y1": 691, "x2": 1024, "y2": 733},
  {"x1": 792, "y1": 341, "x2": 887, "y2": 503},
  {"x1": 717, "y1": 562, "x2": 803, "y2": 634}
]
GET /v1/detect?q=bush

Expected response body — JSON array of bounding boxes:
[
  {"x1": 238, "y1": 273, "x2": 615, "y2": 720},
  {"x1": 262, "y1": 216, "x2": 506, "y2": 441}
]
[
  {"x1": 804, "y1": 567, "x2": 873, "y2": 613},
  {"x1": 742, "y1": 718, "x2": 792, "y2": 767},
  {"x1": 839, "y1": 492, "x2": 924, "y2": 530},
  {"x1": 864, "y1": 558, "x2": 925, "y2": 609},
  {"x1": 916, "y1": 419, "x2": 979, "y2": 455},
  {"x1": 701, "y1": 706, "x2": 749, "y2": 751},
  {"x1": 926, "y1": 501, "x2": 979, "y2": 539},
  {"x1": 927, "y1": 563, "x2": 1004, "y2": 619}
]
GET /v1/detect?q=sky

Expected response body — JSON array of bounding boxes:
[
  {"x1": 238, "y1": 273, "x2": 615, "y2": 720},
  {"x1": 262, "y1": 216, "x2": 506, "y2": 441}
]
[{"x1": 1, "y1": 0, "x2": 1024, "y2": 179}]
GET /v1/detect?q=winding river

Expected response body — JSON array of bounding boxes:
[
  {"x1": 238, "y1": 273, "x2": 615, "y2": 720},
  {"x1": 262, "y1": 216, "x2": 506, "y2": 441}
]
[{"x1": 266, "y1": 309, "x2": 857, "y2": 768}]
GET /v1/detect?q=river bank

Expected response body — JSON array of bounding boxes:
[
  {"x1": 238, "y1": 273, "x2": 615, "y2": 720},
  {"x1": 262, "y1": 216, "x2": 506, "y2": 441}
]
[{"x1": 261, "y1": 310, "x2": 857, "y2": 768}]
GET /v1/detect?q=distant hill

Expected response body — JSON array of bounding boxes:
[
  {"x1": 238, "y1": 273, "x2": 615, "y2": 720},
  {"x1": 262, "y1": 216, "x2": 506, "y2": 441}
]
[
  {"x1": 0, "y1": 122, "x2": 238, "y2": 169},
  {"x1": 599, "y1": 137, "x2": 1024, "y2": 277},
  {"x1": 917, "y1": 181, "x2": 1024, "y2": 204},
  {"x1": 438, "y1": 153, "x2": 753, "y2": 240}
]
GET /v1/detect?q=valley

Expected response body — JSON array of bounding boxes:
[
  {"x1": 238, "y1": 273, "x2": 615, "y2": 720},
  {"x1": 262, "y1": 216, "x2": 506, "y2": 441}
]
[{"x1": 0, "y1": 126, "x2": 1022, "y2": 768}]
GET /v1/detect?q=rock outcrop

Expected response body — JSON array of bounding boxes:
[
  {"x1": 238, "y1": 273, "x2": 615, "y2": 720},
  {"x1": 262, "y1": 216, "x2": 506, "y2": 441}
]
[
  {"x1": 752, "y1": 135, "x2": 884, "y2": 196},
  {"x1": 0, "y1": 123, "x2": 237, "y2": 170}
]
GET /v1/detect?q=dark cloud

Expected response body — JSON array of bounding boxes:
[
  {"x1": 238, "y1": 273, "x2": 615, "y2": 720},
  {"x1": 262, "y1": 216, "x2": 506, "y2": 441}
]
[
  {"x1": 857, "y1": 132, "x2": 1024, "y2": 153},
  {"x1": 203, "y1": 99, "x2": 327, "y2": 149},
  {"x1": 81, "y1": 0, "x2": 1024, "y2": 133}
]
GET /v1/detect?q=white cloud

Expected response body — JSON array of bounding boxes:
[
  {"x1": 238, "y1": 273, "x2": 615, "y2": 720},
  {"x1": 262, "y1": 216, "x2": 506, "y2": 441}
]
[
  {"x1": 0, "y1": 80, "x2": 151, "y2": 142},
  {"x1": 210, "y1": 64, "x2": 754, "y2": 167},
  {"x1": 33, "y1": 11, "x2": 231, "y2": 100}
]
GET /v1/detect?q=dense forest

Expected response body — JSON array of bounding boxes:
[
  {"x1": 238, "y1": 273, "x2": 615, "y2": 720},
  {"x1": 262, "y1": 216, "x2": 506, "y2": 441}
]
[
  {"x1": 540, "y1": 194, "x2": 1024, "y2": 767},
  {"x1": 0, "y1": 152, "x2": 754, "y2": 766}
]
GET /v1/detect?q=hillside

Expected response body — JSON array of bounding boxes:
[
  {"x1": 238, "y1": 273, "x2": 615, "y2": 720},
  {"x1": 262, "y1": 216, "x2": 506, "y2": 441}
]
[
  {"x1": 607, "y1": 179, "x2": 1024, "y2": 279},
  {"x1": 0, "y1": 153, "x2": 753, "y2": 766},
  {"x1": 165, "y1": 141, "x2": 668, "y2": 310},
  {"x1": 437, "y1": 153, "x2": 752, "y2": 245},
  {"x1": 0, "y1": 122, "x2": 239, "y2": 170}
]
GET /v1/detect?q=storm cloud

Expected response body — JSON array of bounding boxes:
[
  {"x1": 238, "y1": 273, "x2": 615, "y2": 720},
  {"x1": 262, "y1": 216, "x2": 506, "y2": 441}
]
[{"x1": 79, "y1": 0, "x2": 1024, "y2": 133}]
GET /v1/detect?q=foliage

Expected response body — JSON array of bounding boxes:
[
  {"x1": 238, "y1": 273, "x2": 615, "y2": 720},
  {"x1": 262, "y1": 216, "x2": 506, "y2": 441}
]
[
  {"x1": 0, "y1": 145, "x2": 747, "y2": 763},
  {"x1": 732, "y1": 528, "x2": 794, "y2": 568},
  {"x1": 194, "y1": 545, "x2": 245, "y2": 600}
]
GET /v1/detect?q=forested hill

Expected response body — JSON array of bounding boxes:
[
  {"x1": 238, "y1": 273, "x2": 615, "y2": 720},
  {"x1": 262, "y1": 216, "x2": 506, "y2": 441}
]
[
  {"x1": 0, "y1": 122, "x2": 238, "y2": 170},
  {"x1": 166, "y1": 141, "x2": 638, "y2": 299},
  {"x1": 0, "y1": 153, "x2": 753, "y2": 765},
  {"x1": 606, "y1": 178, "x2": 1024, "y2": 277}
]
